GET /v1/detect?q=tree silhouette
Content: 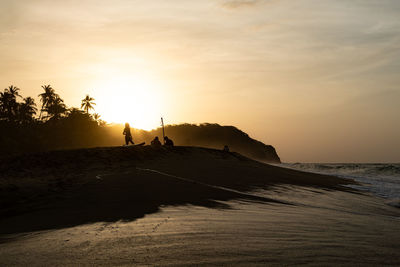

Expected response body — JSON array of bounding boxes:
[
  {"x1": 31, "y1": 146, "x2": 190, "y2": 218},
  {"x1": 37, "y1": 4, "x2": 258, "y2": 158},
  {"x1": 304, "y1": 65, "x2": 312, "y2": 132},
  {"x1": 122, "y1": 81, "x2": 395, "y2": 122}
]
[
  {"x1": 7, "y1": 85, "x2": 21, "y2": 100},
  {"x1": 18, "y1": 97, "x2": 37, "y2": 123},
  {"x1": 91, "y1": 112, "x2": 105, "y2": 125},
  {"x1": 81, "y1": 95, "x2": 95, "y2": 114},
  {"x1": 0, "y1": 84, "x2": 114, "y2": 157},
  {"x1": 38, "y1": 85, "x2": 58, "y2": 120},
  {"x1": 0, "y1": 90, "x2": 12, "y2": 121},
  {"x1": 46, "y1": 96, "x2": 66, "y2": 120},
  {"x1": 92, "y1": 113, "x2": 100, "y2": 121},
  {"x1": 0, "y1": 86, "x2": 20, "y2": 121},
  {"x1": 1, "y1": 86, "x2": 37, "y2": 123}
]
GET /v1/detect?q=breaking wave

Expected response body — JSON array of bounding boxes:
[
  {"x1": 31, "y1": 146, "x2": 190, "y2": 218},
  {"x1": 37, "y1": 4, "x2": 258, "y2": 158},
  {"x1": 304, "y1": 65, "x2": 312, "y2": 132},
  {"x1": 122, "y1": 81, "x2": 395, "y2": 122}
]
[{"x1": 279, "y1": 163, "x2": 400, "y2": 201}]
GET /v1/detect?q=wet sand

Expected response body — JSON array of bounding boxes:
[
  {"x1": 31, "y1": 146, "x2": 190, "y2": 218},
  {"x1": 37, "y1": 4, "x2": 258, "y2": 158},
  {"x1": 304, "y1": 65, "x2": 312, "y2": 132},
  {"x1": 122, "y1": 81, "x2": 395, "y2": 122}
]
[
  {"x1": 1, "y1": 146, "x2": 399, "y2": 265},
  {"x1": 1, "y1": 187, "x2": 400, "y2": 266}
]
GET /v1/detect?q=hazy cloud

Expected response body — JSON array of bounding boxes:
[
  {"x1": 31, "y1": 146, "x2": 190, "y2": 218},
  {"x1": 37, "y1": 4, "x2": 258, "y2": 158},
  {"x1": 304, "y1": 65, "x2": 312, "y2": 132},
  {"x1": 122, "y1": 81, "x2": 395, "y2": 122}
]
[{"x1": 220, "y1": 0, "x2": 262, "y2": 9}]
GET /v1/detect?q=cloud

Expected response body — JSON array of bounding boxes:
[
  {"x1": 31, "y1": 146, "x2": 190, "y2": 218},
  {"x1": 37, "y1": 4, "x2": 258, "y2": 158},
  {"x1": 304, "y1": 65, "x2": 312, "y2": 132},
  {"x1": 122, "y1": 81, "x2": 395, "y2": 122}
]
[{"x1": 220, "y1": 0, "x2": 262, "y2": 9}]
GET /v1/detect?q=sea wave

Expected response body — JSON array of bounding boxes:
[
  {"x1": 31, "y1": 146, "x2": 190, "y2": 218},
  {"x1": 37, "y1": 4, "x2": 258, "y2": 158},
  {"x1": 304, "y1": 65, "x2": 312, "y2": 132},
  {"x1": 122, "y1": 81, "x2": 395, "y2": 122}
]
[
  {"x1": 280, "y1": 163, "x2": 400, "y2": 201},
  {"x1": 288, "y1": 163, "x2": 400, "y2": 176}
]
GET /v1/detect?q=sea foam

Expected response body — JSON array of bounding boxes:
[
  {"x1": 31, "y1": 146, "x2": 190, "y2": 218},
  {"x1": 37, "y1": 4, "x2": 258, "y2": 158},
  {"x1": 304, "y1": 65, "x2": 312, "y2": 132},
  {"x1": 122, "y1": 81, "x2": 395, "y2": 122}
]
[{"x1": 279, "y1": 163, "x2": 400, "y2": 201}]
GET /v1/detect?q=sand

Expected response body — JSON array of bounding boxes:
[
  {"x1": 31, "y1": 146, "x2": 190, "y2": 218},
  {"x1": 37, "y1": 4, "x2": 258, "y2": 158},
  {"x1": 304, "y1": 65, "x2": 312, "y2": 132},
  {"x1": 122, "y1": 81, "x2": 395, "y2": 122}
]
[{"x1": 0, "y1": 146, "x2": 399, "y2": 265}]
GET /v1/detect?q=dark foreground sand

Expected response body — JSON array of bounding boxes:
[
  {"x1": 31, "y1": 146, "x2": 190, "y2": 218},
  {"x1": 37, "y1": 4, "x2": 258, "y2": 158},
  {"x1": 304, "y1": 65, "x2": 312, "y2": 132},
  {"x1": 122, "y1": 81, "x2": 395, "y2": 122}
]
[{"x1": 0, "y1": 146, "x2": 399, "y2": 265}]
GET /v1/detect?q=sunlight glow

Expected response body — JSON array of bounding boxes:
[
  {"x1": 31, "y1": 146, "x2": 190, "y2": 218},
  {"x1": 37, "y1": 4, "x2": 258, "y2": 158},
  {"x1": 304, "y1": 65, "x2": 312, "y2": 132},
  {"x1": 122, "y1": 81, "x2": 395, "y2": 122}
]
[{"x1": 93, "y1": 73, "x2": 165, "y2": 130}]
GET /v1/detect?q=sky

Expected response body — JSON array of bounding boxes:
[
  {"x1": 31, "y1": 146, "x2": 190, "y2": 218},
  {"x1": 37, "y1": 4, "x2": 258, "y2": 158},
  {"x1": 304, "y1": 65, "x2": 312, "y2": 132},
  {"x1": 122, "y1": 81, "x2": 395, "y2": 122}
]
[{"x1": 1, "y1": 0, "x2": 399, "y2": 162}]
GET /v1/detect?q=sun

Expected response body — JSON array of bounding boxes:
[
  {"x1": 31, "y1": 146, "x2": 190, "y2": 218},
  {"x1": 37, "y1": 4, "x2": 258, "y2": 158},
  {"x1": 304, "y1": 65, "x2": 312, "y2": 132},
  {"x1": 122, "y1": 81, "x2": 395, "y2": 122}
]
[{"x1": 93, "y1": 74, "x2": 165, "y2": 130}]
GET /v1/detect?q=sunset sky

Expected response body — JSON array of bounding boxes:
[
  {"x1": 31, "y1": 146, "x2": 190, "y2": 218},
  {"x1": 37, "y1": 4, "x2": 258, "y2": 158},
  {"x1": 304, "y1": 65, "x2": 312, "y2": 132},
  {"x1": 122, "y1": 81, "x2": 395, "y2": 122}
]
[{"x1": 1, "y1": 0, "x2": 399, "y2": 162}]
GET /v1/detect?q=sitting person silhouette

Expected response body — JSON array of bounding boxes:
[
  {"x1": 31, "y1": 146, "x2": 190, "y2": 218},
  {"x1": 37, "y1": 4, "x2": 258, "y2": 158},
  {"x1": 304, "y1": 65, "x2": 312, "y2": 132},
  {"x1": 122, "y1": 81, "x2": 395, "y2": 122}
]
[
  {"x1": 151, "y1": 136, "x2": 162, "y2": 148},
  {"x1": 223, "y1": 145, "x2": 230, "y2": 152},
  {"x1": 164, "y1": 136, "x2": 174, "y2": 147},
  {"x1": 123, "y1": 122, "x2": 134, "y2": 145}
]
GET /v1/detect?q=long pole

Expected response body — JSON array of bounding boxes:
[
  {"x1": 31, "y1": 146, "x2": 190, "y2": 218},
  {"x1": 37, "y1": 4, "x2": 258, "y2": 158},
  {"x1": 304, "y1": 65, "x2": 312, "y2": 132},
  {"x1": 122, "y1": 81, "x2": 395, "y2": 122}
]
[{"x1": 161, "y1": 117, "x2": 165, "y2": 144}]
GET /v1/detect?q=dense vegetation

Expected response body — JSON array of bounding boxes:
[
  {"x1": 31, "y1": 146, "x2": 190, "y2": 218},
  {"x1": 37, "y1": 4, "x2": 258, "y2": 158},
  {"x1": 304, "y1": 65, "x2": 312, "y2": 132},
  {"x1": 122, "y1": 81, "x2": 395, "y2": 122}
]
[
  {"x1": 0, "y1": 85, "x2": 280, "y2": 162},
  {"x1": 0, "y1": 85, "x2": 107, "y2": 155}
]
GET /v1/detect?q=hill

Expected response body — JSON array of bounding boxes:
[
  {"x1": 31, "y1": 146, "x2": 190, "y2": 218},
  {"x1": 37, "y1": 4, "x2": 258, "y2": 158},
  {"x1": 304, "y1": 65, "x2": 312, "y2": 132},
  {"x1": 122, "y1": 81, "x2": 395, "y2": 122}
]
[{"x1": 134, "y1": 123, "x2": 281, "y2": 163}]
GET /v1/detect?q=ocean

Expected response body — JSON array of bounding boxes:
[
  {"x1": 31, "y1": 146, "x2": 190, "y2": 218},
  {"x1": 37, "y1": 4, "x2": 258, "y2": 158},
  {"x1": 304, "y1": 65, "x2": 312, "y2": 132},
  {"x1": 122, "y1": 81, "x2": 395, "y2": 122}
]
[{"x1": 280, "y1": 163, "x2": 400, "y2": 207}]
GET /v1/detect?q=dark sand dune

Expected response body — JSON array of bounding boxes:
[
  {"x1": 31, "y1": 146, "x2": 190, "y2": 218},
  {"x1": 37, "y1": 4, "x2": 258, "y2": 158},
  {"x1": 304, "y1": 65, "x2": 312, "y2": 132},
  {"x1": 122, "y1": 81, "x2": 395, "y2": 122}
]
[{"x1": 0, "y1": 146, "x2": 355, "y2": 235}]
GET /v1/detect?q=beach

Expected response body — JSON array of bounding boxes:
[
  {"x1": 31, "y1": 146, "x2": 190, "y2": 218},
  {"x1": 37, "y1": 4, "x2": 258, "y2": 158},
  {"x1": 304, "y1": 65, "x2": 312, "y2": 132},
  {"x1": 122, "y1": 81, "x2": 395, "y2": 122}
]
[{"x1": 1, "y1": 146, "x2": 399, "y2": 265}]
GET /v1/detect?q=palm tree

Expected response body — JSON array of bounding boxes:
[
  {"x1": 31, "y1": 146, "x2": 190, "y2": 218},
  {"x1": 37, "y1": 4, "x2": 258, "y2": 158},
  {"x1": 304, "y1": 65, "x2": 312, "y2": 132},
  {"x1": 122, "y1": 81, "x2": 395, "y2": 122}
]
[
  {"x1": 18, "y1": 97, "x2": 37, "y2": 123},
  {"x1": 92, "y1": 113, "x2": 101, "y2": 121},
  {"x1": 81, "y1": 95, "x2": 95, "y2": 114},
  {"x1": 0, "y1": 90, "x2": 12, "y2": 120},
  {"x1": 6, "y1": 85, "x2": 21, "y2": 100},
  {"x1": 38, "y1": 85, "x2": 58, "y2": 120},
  {"x1": 1, "y1": 86, "x2": 20, "y2": 121},
  {"x1": 91, "y1": 113, "x2": 103, "y2": 125},
  {"x1": 46, "y1": 96, "x2": 66, "y2": 120}
]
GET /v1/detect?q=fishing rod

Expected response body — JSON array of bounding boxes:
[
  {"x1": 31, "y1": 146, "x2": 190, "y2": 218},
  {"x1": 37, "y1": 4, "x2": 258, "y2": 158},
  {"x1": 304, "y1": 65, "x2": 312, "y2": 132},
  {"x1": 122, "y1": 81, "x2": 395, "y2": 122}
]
[{"x1": 161, "y1": 117, "x2": 165, "y2": 145}]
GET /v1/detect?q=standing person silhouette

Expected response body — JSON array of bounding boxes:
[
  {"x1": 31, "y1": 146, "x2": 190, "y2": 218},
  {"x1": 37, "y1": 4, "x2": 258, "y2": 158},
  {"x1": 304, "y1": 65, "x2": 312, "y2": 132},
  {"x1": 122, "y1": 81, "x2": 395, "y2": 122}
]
[{"x1": 123, "y1": 122, "x2": 134, "y2": 145}]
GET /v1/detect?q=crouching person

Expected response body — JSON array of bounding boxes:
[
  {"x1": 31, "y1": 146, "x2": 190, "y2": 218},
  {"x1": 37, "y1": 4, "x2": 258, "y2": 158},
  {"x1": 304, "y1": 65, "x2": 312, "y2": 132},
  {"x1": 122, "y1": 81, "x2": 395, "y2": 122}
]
[
  {"x1": 164, "y1": 136, "x2": 174, "y2": 147},
  {"x1": 151, "y1": 136, "x2": 162, "y2": 148}
]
